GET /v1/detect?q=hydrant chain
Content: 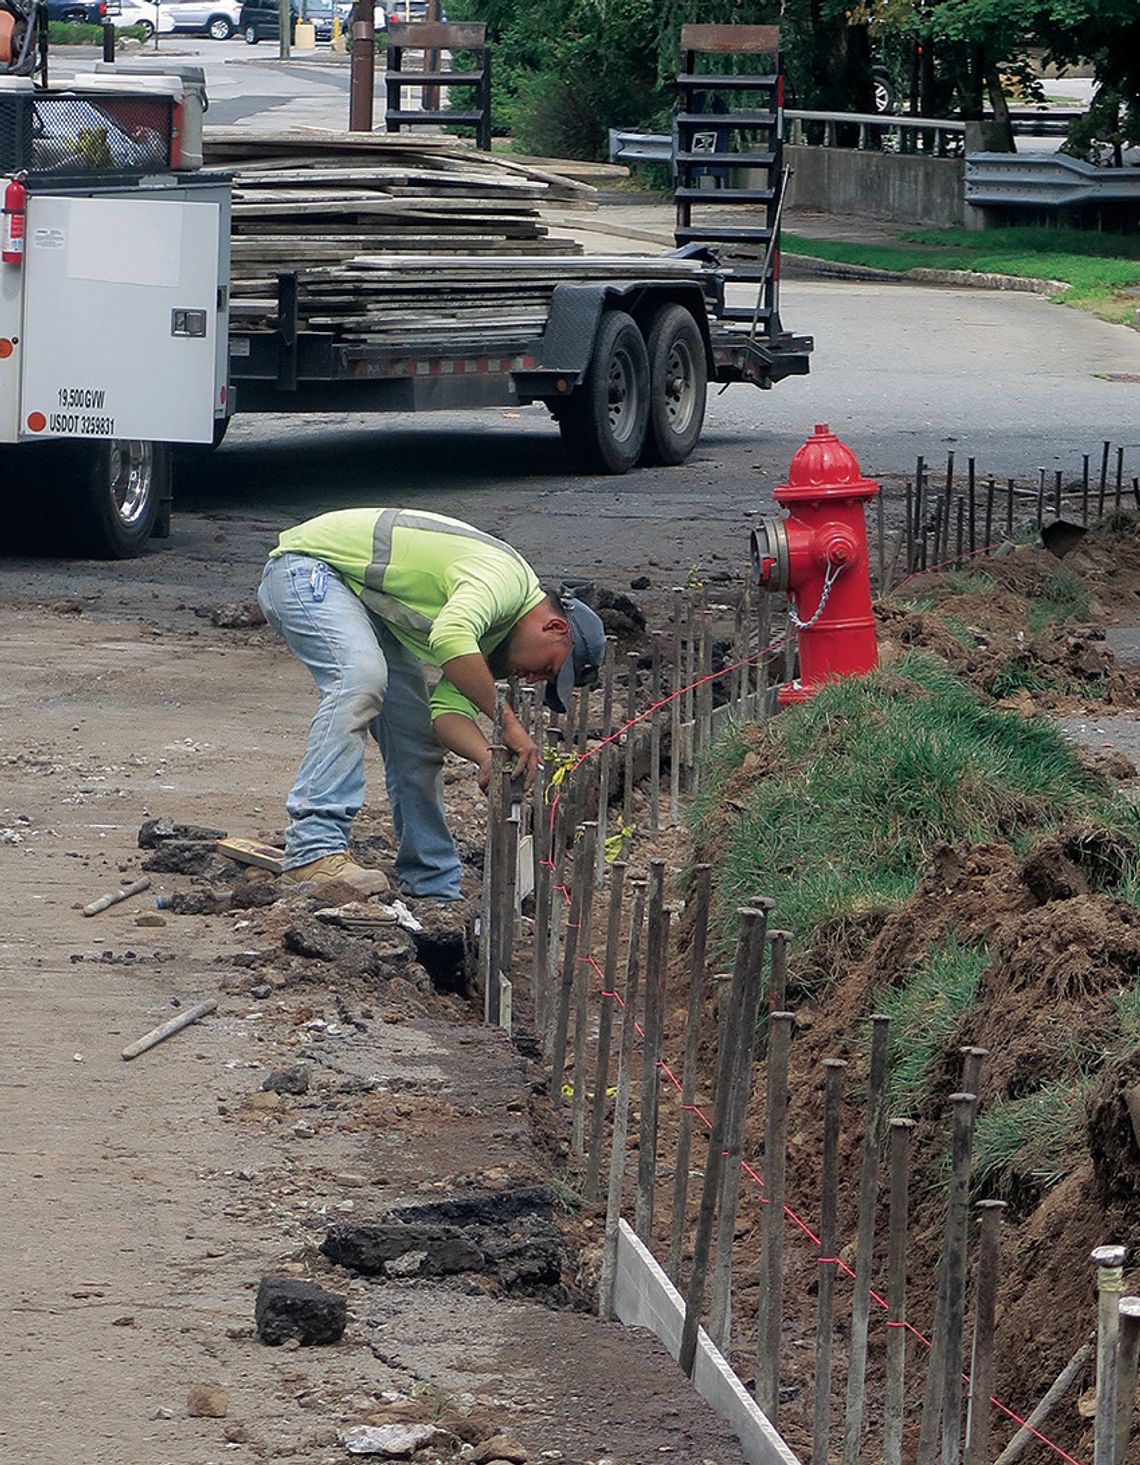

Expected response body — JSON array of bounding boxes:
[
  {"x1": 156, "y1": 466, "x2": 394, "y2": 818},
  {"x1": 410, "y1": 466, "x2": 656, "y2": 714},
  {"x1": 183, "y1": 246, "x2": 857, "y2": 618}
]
[{"x1": 787, "y1": 557, "x2": 845, "y2": 632}]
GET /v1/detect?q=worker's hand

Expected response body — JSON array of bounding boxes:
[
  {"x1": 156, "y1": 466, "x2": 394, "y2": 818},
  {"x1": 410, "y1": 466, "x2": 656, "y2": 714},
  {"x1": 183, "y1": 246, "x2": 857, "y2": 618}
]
[
  {"x1": 509, "y1": 738, "x2": 539, "y2": 796},
  {"x1": 476, "y1": 751, "x2": 494, "y2": 795},
  {"x1": 499, "y1": 705, "x2": 540, "y2": 792}
]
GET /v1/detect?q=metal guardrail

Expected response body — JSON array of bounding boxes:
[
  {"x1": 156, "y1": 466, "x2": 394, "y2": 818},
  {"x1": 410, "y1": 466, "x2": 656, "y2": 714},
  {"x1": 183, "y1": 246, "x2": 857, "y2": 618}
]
[
  {"x1": 608, "y1": 127, "x2": 672, "y2": 166},
  {"x1": 610, "y1": 111, "x2": 1139, "y2": 214},
  {"x1": 609, "y1": 109, "x2": 1087, "y2": 168},
  {"x1": 966, "y1": 151, "x2": 1140, "y2": 208},
  {"x1": 785, "y1": 109, "x2": 965, "y2": 156}
]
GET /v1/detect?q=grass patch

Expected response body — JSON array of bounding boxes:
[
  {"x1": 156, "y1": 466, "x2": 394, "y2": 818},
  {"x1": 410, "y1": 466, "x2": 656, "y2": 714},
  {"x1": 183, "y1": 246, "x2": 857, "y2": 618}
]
[
  {"x1": 694, "y1": 654, "x2": 1118, "y2": 975},
  {"x1": 878, "y1": 938, "x2": 988, "y2": 1116},
  {"x1": 1114, "y1": 983, "x2": 1140, "y2": 1049},
  {"x1": 782, "y1": 223, "x2": 1140, "y2": 324},
  {"x1": 971, "y1": 1079, "x2": 1089, "y2": 1203}
]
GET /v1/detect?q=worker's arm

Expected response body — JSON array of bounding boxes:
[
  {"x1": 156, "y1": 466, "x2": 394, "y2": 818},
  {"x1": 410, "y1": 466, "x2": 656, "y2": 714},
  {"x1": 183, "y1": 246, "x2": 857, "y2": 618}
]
[
  {"x1": 433, "y1": 713, "x2": 495, "y2": 793},
  {"x1": 438, "y1": 651, "x2": 539, "y2": 787}
]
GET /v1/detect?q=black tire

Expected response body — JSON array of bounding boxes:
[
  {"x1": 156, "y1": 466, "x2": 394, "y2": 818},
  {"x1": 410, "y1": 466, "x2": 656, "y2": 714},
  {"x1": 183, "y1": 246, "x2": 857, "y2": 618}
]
[
  {"x1": 136, "y1": 18, "x2": 154, "y2": 36},
  {"x1": 873, "y1": 71, "x2": 895, "y2": 114},
  {"x1": 70, "y1": 440, "x2": 169, "y2": 559},
  {"x1": 641, "y1": 303, "x2": 707, "y2": 467},
  {"x1": 244, "y1": 22, "x2": 259, "y2": 42},
  {"x1": 558, "y1": 309, "x2": 649, "y2": 474},
  {"x1": 207, "y1": 13, "x2": 234, "y2": 37}
]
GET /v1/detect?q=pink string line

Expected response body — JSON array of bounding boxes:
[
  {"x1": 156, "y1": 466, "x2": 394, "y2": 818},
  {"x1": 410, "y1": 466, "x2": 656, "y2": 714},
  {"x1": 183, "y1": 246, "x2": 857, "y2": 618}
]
[{"x1": 539, "y1": 633, "x2": 1086, "y2": 1465}]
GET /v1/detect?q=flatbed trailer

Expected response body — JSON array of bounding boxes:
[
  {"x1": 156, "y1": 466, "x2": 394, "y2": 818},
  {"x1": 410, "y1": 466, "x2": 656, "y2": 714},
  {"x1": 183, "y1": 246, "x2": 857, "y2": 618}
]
[{"x1": 227, "y1": 259, "x2": 812, "y2": 474}]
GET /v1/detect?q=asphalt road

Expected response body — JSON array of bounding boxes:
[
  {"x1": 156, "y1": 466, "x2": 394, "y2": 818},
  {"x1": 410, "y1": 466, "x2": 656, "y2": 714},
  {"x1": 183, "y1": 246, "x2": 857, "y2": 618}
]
[{"x1": 16, "y1": 40, "x2": 1139, "y2": 610}]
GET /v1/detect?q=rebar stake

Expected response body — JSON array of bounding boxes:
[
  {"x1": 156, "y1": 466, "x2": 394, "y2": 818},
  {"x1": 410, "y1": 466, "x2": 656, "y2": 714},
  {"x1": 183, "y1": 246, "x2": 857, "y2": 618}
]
[
  {"x1": 549, "y1": 821, "x2": 596, "y2": 1102},
  {"x1": 842, "y1": 1014, "x2": 891, "y2": 1465},
  {"x1": 570, "y1": 820, "x2": 601, "y2": 1155},
  {"x1": 667, "y1": 863, "x2": 713, "y2": 1285},
  {"x1": 584, "y1": 860, "x2": 626, "y2": 1203},
  {"x1": 670, "y1": 590, "x2": 683, "y2": 824},
  {"x1": 1115, "y1": 1296, "x2": 1140, "y2": 1463},
  {"x1": 679, "y1": 910, "x2": 757, "y2": 1378},
  {"x1": 598, "y1": 877, "x2": 647, "y2": 1321},
  {"x1": 1092, "y1": 1244, "x2": 1128, "y2": 1465},
  {"x1": 756, "y1": 1010, "x2": 795, "y2": 1424},
  {"x1": 649, "y1": 637, "x2": 662, "y2": 834},
  {"x1": 883, "y1": 1117, "x2": 916, "y2": 1465},
  {"x1": 622, "y1": 651, "x2": 639, "y2": 837},
  {"x1": 811, "y1": 1058, "x2": 847, "y2": 1465},
  {"x1": 594, "y1": 636, "x2": 617, "y2": 889},
  {"x1": 635, "y1": 859, "x2": 669, "y2": 1241},
  {"x1": 710, "y1": 902, "x2": 772, "y2": 1351},
  {"x1": 964, "y1": 1199, "x2": 1006, "y2": 1465}
]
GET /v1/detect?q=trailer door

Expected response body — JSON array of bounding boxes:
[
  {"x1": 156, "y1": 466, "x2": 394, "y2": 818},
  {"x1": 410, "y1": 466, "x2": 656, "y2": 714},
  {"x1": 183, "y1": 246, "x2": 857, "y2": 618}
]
[{"x1": 19, "y1": 194, "x2": 221, "y2": 444}]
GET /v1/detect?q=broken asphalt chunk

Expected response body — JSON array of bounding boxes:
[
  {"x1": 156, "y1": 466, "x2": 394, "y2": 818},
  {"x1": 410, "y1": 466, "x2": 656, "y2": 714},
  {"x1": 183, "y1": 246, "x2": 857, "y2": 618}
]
[{"x1": 254, "y1": 1276, "x2": 347, "y2": 1346}]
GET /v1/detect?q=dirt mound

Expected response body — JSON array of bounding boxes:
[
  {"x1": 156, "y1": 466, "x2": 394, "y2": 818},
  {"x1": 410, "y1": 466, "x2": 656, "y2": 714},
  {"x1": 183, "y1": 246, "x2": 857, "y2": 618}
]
[
  {"x1": 882, "y1": 538, "x2": 1140, "y2": 710},
  {"x1": 1087, "y1": 1056, "x2": 1140, "y2": 1211},
  {"x1": 964, "y1": 897, "x2": 1140, "y2": 1112},
  {"x1": 1066, "y1": 513, "x2": 1140, "y2": 617}
]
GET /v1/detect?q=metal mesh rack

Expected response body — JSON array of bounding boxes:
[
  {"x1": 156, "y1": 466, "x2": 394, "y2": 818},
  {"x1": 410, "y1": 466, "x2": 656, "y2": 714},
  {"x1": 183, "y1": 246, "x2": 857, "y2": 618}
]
[{"x1": 0, "y1": 90, "x2": 173, "y2": 175}]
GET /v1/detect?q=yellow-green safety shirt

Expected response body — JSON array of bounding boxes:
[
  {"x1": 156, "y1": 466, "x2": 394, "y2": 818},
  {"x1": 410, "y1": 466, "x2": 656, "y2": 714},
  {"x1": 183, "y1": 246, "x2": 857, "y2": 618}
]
[{"x1": 270, "y1": 507, "x2": 545, "y2": 723}]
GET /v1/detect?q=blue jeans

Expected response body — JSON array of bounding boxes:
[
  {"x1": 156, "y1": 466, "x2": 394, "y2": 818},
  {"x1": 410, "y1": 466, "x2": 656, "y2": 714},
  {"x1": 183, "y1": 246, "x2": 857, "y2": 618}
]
[{"x1": 258, "y1": 553, "x2": 461, "y2": 899}]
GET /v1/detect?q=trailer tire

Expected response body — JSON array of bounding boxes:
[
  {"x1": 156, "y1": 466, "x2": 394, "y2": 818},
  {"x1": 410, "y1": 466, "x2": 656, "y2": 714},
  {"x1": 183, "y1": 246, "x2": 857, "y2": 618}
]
[
  {"x1": 71, "y1": 440, "x2": 170, "y2": 559},
  {"x1": 558, "y1": 309, "x2": 649, "y2": 475},
  {"x1": 641, "y1": 304, "x2": 707, "y2": 467}
]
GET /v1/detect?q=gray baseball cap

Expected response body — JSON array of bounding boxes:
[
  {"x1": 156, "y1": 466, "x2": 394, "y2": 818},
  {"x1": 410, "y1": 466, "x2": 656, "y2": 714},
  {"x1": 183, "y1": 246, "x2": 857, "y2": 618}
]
[{"x1": 546, "y1": 596, "x2": 606, "y2": 714}]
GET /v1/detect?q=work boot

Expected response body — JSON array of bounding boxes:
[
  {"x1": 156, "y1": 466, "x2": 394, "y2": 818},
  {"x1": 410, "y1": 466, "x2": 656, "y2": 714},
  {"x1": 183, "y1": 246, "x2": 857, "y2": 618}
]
[{"x1": 280, "y1": 853, "x2": 390, "y2": 897}]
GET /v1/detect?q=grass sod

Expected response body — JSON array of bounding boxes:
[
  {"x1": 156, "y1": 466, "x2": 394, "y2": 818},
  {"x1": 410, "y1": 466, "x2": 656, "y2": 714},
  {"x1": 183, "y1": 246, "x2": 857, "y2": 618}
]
[
  {"x1": 878, "y1": 937, "x2": 988, "y2": 1117},
  {"x1": 969, "y1": 1078, "x2": 1091, "y2": 1204},
  {"x1": 692, "y1": 653, "x2": 1118, "y2": 978},
  {"x1": 905, "y1": 560, "x2": 1090, "y2": 629},
  {"x1": 781, "y1": 224, "x2": 1140, "y2": 324}
]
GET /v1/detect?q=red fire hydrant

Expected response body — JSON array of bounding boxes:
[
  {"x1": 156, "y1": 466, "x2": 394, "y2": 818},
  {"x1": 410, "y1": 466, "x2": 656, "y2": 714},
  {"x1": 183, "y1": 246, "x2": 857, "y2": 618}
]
[{"x1": 751, "y1": 423, "x2": 879, "y2": 704}]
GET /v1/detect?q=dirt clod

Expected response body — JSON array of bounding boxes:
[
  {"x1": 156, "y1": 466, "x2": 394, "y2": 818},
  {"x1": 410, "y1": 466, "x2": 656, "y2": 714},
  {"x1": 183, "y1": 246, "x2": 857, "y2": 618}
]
[{"x1": 187, "y1": 1382, "x2": 229, "y2": 1418}]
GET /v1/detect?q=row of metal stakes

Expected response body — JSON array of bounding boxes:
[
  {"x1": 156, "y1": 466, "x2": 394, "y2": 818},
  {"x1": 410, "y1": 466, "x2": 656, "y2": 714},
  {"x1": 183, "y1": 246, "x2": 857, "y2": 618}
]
[
  {"x1": 476, "y1": 591, "x2": 1135, "y2": 1465},
  {"x1": 875, "y1": 439, "x2": 1136, "y2": 593}
]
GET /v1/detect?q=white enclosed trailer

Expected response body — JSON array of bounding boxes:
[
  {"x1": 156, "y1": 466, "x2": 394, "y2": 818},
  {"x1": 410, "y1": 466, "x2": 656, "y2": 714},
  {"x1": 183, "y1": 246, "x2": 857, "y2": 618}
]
[{"x1": 0, "y1": 74, "x2": 230, "y2": 555}]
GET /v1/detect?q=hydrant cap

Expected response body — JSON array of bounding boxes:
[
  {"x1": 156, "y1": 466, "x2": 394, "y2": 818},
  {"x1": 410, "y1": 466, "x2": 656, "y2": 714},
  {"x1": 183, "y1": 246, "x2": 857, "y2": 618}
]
[{"x1": 776, "y1": 423, "x2": 878, "y2": 503}]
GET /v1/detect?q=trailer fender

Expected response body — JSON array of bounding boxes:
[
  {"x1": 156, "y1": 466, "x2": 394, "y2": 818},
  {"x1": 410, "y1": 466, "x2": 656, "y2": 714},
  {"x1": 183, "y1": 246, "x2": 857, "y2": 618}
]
[{"x1": 513, "y1": 280, "x2": 714, "y2": 402}]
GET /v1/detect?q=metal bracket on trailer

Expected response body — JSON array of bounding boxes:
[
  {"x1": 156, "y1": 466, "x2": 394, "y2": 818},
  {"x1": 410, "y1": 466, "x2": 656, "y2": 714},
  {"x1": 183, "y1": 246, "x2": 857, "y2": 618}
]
[
  {"x1": 275, "y1": 271, "x2": 299, "y2": 392},
  {"x1": 711, "y1": 330, "x2": 813, "y2": 388}
]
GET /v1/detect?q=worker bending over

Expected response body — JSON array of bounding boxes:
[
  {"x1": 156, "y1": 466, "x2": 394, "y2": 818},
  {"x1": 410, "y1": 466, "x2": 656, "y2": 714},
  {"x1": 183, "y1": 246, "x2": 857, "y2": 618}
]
[{"x1": 259, "y1": 507, "x2": 605, "y2": 901}]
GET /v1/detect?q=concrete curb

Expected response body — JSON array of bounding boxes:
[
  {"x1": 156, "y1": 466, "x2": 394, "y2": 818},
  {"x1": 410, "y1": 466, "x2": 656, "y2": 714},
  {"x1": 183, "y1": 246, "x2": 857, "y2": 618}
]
[
  {"x1": 612, "y1": 1220, "x2": 804, "y2": 1465},
  {"x1": 783, "y1": 253, "x2": 1071, "y2": 295}
]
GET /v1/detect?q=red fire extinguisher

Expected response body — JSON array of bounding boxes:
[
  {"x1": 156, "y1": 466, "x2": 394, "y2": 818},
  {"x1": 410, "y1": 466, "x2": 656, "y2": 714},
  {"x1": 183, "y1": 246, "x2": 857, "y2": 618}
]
[{"x1": 3, "y1": 175, "x2": 27, "y2": 265}]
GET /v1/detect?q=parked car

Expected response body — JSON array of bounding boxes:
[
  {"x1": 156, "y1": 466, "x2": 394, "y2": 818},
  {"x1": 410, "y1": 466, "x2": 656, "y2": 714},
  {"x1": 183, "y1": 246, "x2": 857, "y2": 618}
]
[
  {"x1": 241, "y1": 0, "x2": 335, "y2": 41},
  {"x1": 335, "y1": 0, "x2": 386, "y2": 30},
  {"x1": 46, "y1": 0, "x2": 111, "y2": 23},
  {"x1": 113, "y1": 0, "x2": 172, "y2": 36},
  {"x1": 872, "y1": 65, "x2": 897, "y2": 114},
  {"x1": 161, "y1": 0, "x2": 242, "y2": 38}
]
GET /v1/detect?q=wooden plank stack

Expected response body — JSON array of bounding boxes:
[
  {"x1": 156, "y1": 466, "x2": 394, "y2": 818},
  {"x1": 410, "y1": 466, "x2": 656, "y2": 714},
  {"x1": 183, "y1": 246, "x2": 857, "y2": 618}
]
[{"x1": 204, "y1": 127, "x2": 708, "y2": 356}]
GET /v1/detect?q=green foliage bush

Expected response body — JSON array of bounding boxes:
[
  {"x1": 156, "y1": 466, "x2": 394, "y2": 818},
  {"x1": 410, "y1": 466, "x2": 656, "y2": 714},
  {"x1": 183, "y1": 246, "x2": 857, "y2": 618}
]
[{"x1": 48, "y1": 20, "x2": 149, "y2": 41}]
